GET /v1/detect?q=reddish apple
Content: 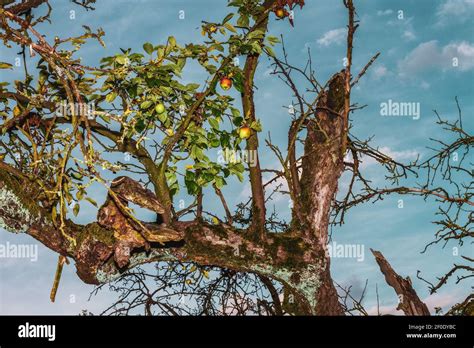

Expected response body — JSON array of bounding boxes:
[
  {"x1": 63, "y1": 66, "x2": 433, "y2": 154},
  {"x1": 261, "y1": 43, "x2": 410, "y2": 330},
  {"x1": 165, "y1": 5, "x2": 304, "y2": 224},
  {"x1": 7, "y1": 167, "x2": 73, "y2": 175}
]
[
  {"x1": 220, "y1": 77, "x2": 232, "y2": 91},
  {"x1": 274, "y1": 8, "x2": 287, "y2": 19}
]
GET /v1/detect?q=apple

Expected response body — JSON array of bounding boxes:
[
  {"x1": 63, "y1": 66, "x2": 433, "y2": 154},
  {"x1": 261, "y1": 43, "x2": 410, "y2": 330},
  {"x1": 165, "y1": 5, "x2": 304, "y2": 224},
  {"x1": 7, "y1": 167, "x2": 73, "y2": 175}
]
[
  {"x1": 274, "y1": 8, "x2": 287, "y2": 19},
  {"x1": 238, "y1": 126, "x2": 251, "y2": 139},
  {"x1": 155, "y1": 103, "x2": 165, "y2": 114},
  {"x1": 220, "y1": 77, "x2": 232, "y2": 91}
]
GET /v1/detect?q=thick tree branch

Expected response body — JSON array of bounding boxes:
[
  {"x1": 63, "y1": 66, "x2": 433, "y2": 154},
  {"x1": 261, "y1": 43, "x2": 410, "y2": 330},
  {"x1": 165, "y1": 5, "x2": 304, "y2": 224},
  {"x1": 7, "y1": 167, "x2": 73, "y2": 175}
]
[{"x1": 371, "y1": 249, "x2": 430, "y2": 316}]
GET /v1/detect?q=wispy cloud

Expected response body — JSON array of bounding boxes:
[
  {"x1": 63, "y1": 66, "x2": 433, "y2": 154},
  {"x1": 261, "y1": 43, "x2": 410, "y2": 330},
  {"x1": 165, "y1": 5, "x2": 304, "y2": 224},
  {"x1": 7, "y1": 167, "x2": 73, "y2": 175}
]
[
  {"x1": 345, "y1": 146, "x2": 420, "y2": 170},
  {"x1": 436, "y1": 0, "x2": 474, "y2": 24},
  {"x1": 377, "y1": 9, "x2": 394, "y2": 16},
  {"x1": 398, "y1": 40, "x2": 474, "y2": 75},
  {"x1": 402, "y1": 30, "x2": 416, "y2": 41},
  {"x1": 367, "y1": 289, "x2": 464, "y2": 315},
  {"x1": 372, "y1": 64, "x2": 389, "y2": 79},
  {"x1": 317, "y1": 28, "x2": 346, "y2": 46}
]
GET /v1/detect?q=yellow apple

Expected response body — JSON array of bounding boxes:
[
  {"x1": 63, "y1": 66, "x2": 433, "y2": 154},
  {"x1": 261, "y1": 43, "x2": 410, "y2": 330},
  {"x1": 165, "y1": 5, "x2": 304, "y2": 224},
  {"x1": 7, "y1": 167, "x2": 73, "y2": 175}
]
[{"x1": 239, "y1": 126, "x2": 251, "y2": 139}]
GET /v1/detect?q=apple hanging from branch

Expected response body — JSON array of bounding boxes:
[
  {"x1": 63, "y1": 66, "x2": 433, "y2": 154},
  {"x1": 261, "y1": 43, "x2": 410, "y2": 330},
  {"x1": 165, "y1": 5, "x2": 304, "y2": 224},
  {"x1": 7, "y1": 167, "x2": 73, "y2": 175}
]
[
  {"x1": 274, "y1": 7, "x2": 288, "y2": 19},
  {"x1": 238, "y1": 125, "x2": 251, "y2": 139},
  {"x1": 219, "y1": 76, "x2": 233, "y2": 91},
  {"x1": 155, "y1": 103, "x2": 166, "y2": 114}
]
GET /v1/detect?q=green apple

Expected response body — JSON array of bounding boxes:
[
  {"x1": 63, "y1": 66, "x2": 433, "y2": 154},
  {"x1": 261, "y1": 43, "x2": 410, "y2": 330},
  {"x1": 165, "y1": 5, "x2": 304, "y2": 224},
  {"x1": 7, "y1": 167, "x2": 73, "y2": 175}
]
[{"x1": 155, "y1": 103, "x2": 166, "y2": 114}]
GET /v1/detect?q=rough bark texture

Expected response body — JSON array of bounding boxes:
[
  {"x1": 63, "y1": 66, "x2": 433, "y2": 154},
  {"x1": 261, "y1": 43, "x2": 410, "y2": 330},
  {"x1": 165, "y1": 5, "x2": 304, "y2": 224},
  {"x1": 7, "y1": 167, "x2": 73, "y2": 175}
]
[
  {"x1": 371, "y1": 249, "x2": 430, "y2": 316},
  {"x1": 0, "y1": 162, "x2": 338, "y2": 314},
  {"x1": 296, "y1": 71, "x2": 348, "y2": 315}
]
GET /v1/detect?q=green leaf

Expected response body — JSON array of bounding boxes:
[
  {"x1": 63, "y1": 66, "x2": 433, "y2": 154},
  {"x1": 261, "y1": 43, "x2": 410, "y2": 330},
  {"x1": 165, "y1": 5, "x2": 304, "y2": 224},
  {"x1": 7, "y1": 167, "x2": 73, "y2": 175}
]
[
  {"x1": 222, "y1": 13, "x2": 234, "y2": 24},
  {"x1": 224, "y1": 23, "x2": 237, "y2": 33},
  {"x1": 73, "y1": 203, "x2": 80, "y2": 217},
  {"x1": 143, "y1": 42, "x2": 154, "y2": 55},
  {"x1": 237, "y1": 15, "x2": 249, "y2": 28},
  {"x1": 190, "y1": 145, "x2": 204, "y2": 160},
  {"x1": 0, "y1": 62, "x2": 13, "y2": 69},
  {"x1": 232, "y1": 116, "x2": 243, "y2": 127},
  {"x1": 264, "y1": 46, "x2": 276, "y2": 58},
  {"x1": 228, "y1": 0, "x2": 242, "y2": 7},
  {"x1": 251, "y1": 42, "x2": 262, "y2": 54},
  {"x1": 185, "y1": 83, "x2": 200, "y2": 91},
  {"x1": 157, "y1": 111, "x2": 167, "y2": 123},
  {"x1": 250, "y1": 120, "x2": 262, "y2": 132},
  {"x1": 248, "y1": 29, "x2": 265, "y2": 41},
  {"x1": 140, "y1": 100, "x2": 153, "y2": 109},
  {"x1": 71, "y1": 172, "x2": 83, "y2": 180},
  {"x1": 205, "y1": 64, "x2": 217, "y2": 74},
  {"x1": 76, "y1": 189, "x2": 84, "y2": 200},
  {"x1": 105, "y1": 92, "x2": 118, "y2": 103},
  {"x1": 85, "y1": 197, "x2": 98, "y2": 207},
  {"x1": 115, "y1": 55, "x2": 128, "y2": 65},
  {"x1": 135, "y1": 119, "x2": 146, "y2": 132},
  {"x1": 233, "y1": 73, "x2": 244, "y2": 93},
  {"x1": 168, "y1": 36, "x2": 177, "y2": 48},
  {"x1": 230, "y1": 107, "x2": 241, "y2": 118},
  {"x1": 177, "y1": 58, "x2": 186, "y2": 70},
  {"x1": 51, "y1": 206, "x2": 57, "y2": 222},
  {"x1": 209, "y1": 117, "x2": 220, "y2": 130},
  {"x1": 214, "y1": 176, "x2": 226, "y2": 189},
  {"x1": 267, "y1": 36, "x2": 281, "y2": 46}
]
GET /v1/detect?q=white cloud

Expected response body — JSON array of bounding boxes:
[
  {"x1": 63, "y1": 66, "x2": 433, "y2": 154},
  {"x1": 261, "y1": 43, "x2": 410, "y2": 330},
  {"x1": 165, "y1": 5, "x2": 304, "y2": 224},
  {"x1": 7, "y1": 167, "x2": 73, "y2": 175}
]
[
  {"x1": 367, "y1": 290, "x2": 464, "y2": 315},
  {"x1": 345, "y1": 146, "x2": 420, "y2": 170},
  {"x1": 377, "y1": 9, "x2": 393, "y2": 16},
  {"x1": 385, "y1": 17, "x2": 417, "y2": 43},
  {"x1": 402, "y1": 30, "x2": 416, "y2": 41},
  {"x1": 317, "y1": 28, "x2": 346, "y2": 46},
  {"x1": 398, "y1": 40, "x2": 474, "y2": 75},
  {"x1": 372, "y1": 65, "x2": 389, "y2": 79},
  {"x1": 437, "y1": 0, "x2": 474, "y2": 23},
  {"x1": 420, "y1": 81, "x2": 431, "y2": 90}
]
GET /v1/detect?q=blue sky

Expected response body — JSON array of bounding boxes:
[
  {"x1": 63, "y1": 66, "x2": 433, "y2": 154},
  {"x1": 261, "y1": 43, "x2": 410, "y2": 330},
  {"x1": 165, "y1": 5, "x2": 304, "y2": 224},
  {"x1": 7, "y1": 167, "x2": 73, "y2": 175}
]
[{"x1": 0, "y1": 0, "x2": 473, "y2": 314}]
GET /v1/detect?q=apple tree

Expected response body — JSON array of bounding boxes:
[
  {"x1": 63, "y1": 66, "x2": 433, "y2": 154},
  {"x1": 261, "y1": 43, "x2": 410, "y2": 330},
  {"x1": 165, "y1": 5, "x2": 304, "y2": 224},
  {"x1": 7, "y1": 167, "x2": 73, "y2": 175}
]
[{"x1": 0, "y1": 0, "x2": 471, "y2": 315}]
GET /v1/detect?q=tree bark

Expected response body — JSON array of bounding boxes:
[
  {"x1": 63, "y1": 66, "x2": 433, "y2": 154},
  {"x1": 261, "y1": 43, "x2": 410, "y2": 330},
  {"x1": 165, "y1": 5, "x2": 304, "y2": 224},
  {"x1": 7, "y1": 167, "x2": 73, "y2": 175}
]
[
  {"x1": 371, "y1": 249, "x2": 430, "y2": 315},
  {"x1": 0, "y1": 154, "x2": 342, "y2": 314},
  {"x1": 296, "y1": 71, "x2": 348, "y2": 315}
]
